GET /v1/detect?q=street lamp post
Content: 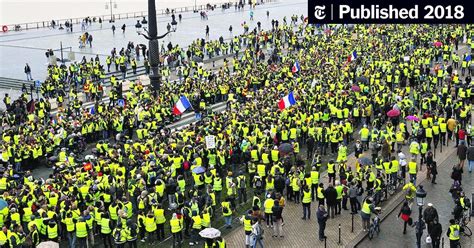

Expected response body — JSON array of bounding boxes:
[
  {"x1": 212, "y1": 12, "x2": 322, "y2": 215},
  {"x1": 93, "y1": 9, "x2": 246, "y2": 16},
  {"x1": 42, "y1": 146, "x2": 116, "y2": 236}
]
[
  {"x1": 140, "y1": 0, "x2": 177, "y2": 92},
  {"x1": 415, "y1": 185, "x2": 427, "y2": 248},
  {"x1": 105, "y1": 0, "x2": 117, "y2": 22}
]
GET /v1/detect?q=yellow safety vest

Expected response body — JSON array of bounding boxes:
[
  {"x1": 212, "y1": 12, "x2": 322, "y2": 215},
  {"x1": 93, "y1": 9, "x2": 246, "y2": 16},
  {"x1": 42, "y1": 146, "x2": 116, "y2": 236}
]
[
  {"x1": 76, "y1": 222, "x2": 88, "y2": 238},
  {"x1": 47, "y1": 224, "x2": 58, "y2": 239},
  {"x1": 170, "y1": 219, "x2": 181, "y2": 233},
  {"x1": 449, "y1": 225, "x2": 460, "y2": 240},
  {"x1": 408, "y1": 161, "x2": 417, "y2": 175},
  {"x1": 302, "y1": 190, "x2": 311, "y2": 203}
]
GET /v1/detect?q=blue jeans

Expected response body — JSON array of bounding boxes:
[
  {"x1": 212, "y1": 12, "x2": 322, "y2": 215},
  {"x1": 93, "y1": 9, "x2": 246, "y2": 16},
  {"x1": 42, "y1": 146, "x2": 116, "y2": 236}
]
[
  {"x1": 224, "y1": 216, "x2": 232, "y2": 227},
  {"x1": 469, "y1": 160, "x2": 474, "y2": 172},
  {"x1": 67, "y1": 232, "x2": 76, "y2": 248},
  {"x1": 251, "y1": 235, "x2": 264, "y2": 248}
]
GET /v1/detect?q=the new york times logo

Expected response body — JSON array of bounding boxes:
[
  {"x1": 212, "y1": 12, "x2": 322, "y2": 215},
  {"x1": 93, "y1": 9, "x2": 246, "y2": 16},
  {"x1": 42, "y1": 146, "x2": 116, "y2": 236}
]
[
  {"x1": 308, "y1": 0, "x2": 472, "y2": 24},
  {"x1": 314, "y1": 5, "x2": 326, "y2": 20}
]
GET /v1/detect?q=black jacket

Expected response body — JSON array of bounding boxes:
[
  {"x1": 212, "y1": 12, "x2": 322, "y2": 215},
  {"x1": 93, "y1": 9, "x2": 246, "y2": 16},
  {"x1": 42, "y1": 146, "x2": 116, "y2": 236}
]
[
  {"x1": 324, "y1": 186, "x2": 337, "y2": 206},
  {"x1": 423, "y1": 206, "x2": 439, "y2": 223}
]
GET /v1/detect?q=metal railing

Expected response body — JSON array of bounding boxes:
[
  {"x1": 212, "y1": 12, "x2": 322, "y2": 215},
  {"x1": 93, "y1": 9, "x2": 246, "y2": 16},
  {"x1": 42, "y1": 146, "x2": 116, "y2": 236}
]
[{"x1": 1, "y1": 0, "x2": 276, "y2": 32}]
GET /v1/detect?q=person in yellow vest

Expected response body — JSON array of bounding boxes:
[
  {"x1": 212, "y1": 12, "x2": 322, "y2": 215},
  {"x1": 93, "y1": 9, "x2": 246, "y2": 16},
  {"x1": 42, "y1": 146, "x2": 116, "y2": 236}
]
[
  {"x1": 63, "y1": 211, "x2": 77, "y2": 248},
  {"x1": 219, "y1": 197, "x2": 232, "y2": 229},
  {"x1": 169, "y1": 213, "x2": 183, "y2": 246},
  {"x1": 76, "y1": 217, "x2": 89, "y2": 248},
  {"x1": 302, "y1": 185, "x2": 312, "y2": 220},
  {"x1": 189, "y1": 211, "x2": 202, "y2": 246},
  {"x1": 241, "y1": 210, "x2": 253, "y2": 247},
  {"x1": 408, "y1": 159, "x2": 418, "y2": 185},
  {"x1": 310, "y1": 166, "x2": 320, "y2": 201},
  {"x1": 112, "y1": 222, "x2": 128, "y2": 248},
  {"x1": 361, "y1": 198, "x2": 374, "y2": 232},
  {"x1": 144, "y1": 211, "x2": 157, "y2": 243},
  {"x1": 46, "y1": 219, "x2": 59, "y2": 242},
  {"x1": 263, "y1": 194, "x2": 274, "y2": 228},
  {"x1": 28, "y1": 223, "x2": 40, "y2": 247},
  {"x1": 101, "y1": 212, "x2": 113, "y2": 248},
  {"x1": 154, "y1": 203, "x2": 166, "y2": 241},
  {"x1": 125, "y1": 219, "x2": 138, "y2": 248},
  {"x1": 447, "y1": 218, "x2": 462, "y2": 247}
]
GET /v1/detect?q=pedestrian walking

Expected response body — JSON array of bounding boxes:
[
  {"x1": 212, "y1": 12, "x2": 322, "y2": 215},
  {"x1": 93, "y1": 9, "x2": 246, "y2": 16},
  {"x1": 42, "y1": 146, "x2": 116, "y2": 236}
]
[
  {"x1": 414, "y1": 217, "x2": 426, "y2": 248},
  {"x1": 423, "y1": 203, "x2": 439, "y2": 235},
  {"x1": 397, "y1": 201, "x2": 412, "y2": 234},
  {"x1": 430, "y1": 219, "x2": 442, "y2": 248},
  {"x1": 447, "y1": 219, "x2": 462, "y2": 248},
  {"x1": 301, "y1": 185, "x2": 311, "y2": 220},
  {"x1": 241, "y1": 210, "x2": 253, "y2": 247},
  {"x1": 250, "y1": 219, "x2": 264, "y2": 248},
  {"x1": 431, "y1": 161, "x2": 438, "y2": 184},
  {"x1": 271, "y1": 199, "x2": 283, "y2": 238},
  {"x1": 466, "y1": 144, "x2": 474, "y2": 172},
  {"x1": 324, "y1": 183, "x2": 337, "y2": 219},
  {"x1": 361, "y1": 198, "x2": 374, "y2": 232},
  {"x1": 457, "y1": 140, "x2": 467, "y2": 168},
  {"x1": 112, "y1": 25, "x2": 116, "y2": 34},
  {"x1": 24, "y1": 63, "x2": 32, "y2": 80},
  {"x1": 317, "y1": 204, "x2": 328, "y2": 241},
  {"x1": 121, "y1": 24, "x2": 126, "y2": 33},
  {"x1": 348, "y1": 181, "x2": 361, "y2": 214}
]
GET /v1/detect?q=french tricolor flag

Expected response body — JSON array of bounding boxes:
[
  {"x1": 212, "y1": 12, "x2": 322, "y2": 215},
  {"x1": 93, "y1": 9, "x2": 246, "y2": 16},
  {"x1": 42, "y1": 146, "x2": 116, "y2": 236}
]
[
  {"x1": 173, "y1": 96, "x2": 192, "y2": 115},
  {"x1": 292, "y1": 60, "x2": 301, "y2": 73},
  {"x1": 348, "y1": 50, "x2": 357, "y2": 62},
  {"x1": 278, "y1": 92, "x2": 297, "y2": 110}
]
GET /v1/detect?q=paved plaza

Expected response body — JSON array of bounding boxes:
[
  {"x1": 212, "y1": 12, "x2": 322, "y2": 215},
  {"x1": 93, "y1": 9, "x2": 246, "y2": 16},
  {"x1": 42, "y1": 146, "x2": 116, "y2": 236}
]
[{"x1": 0, "y1": 0, "x2": 306, "y2": 80}]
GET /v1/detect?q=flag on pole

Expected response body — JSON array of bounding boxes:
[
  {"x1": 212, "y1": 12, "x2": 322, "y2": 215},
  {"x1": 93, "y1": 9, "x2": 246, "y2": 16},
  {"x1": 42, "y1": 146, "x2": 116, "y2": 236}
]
[
  {"x1": 348, "y1": 51, "x2": 358, "y2": 62},
  {"x1": 278, "y1": 92, "x2": 297, "y2": 110},
  {"x1": 292, "y1": 60, "x2": 301, "y2": 73},
  {"x1": 466, "y1": 55, "x2": 472, "y2": 62},
  {"x1": 89, "y1": 106, "x2": 95, "y2": 115},
  {"x1": 173, "y1": 96, "x2": 192, "y2": 115}
]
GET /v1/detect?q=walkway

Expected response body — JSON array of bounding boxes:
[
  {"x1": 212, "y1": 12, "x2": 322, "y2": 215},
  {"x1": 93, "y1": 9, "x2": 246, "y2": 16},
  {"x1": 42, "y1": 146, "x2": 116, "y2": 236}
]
[
  {"x1": 358, "y1": 152, "x2": 474, "y2": 248},
  {"x1": 224, "y1": 144, "x2": 457, "y2": 247}
]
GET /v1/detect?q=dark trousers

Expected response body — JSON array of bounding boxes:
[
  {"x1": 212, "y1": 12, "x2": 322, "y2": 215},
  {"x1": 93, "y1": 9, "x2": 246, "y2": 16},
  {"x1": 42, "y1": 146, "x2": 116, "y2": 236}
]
[
  {"x1": 77, "y1": 237, "x2": 87, "y2": 248},
  {"x1": 318, "y1": 221, "x2": 326, "y2": 240},
  {"x1": 335, "y1": 199, "x2": 342, "y2": 214},
  {"x1": 238, "y1": 188, "x2": 247, "y2": 203},
  {"x1": 172, "y1": 232, "x2": 182, "y2": 247},
  {"x1": 311, "y1": 184, "x2": 317, "y2": 201},
  {"x1": 102, "y1": 233, "x2": 112, "y2": 248},
  {"x1": 293, "y1": 190, "x2": 300, "y2": 204},
  {"x1": 432, "y1": 237, "x2": 440, "y2": 248},
  {"x1": 265, "y1": 213, "x2": 273, "y2": 226},
  {"x1": 157, "y1": 223, "x2": 165, "y2": 240},
  {"x1": 449, "y1": 239, "x2": 459, "y2": 248},
  {"x1": 128, "y1": 240, "x2": 138, "y2": 248},
  {"x1": 302, "y1": 203, "x2": 311, "y2": 219},
  {"x1": 350, "y1": 197, "x2": 359, "y2": 213},
  {"x1": 327, "y1": 204, "x2": 335, "y2": 218}
]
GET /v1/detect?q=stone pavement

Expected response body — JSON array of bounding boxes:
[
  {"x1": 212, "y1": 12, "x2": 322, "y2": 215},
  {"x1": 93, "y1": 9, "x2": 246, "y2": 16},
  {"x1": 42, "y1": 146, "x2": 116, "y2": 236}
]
[
  {"x1": 0, "y1": 0, "x2": 307, "y2": 80},
  {"x1": 358, "y1": 151, "x2": 474, "y2": 248},
  {"x1": 224, "y1": 140, "x2": 457, "y2": 247}
]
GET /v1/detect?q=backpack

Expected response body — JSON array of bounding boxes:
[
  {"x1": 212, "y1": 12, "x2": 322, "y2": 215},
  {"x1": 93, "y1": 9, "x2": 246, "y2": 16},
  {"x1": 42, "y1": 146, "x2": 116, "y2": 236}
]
[
  {"x1": 465, "y1": 197, "x2": 471, "y2": 208},
  {"x1": 238, "y1": 177, "x2": 246, "y2": 189},
  {"x1": 255, "y1": 178, "x2": 262, "y2": 188},
  {"x1": 223, "y1": 206, "x2": 230, "y2": 214}
]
